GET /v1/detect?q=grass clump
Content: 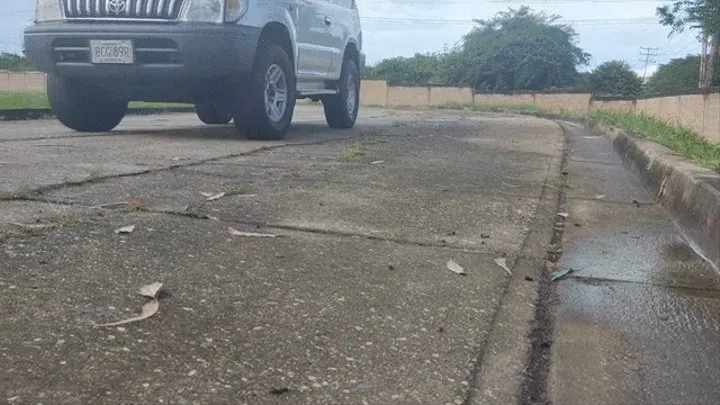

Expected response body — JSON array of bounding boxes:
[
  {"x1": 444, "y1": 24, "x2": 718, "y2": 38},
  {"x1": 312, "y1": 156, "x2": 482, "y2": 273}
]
[
  {"x1": 590, "y1": 111, "x2": 720, "y2": 173},
  {"x1": 343, "y1": 143, "x2": 367, "y2": 160}
]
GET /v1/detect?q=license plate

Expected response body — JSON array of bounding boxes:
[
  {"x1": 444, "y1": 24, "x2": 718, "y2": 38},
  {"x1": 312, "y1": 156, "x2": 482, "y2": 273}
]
[{"x1": 90, "y1": 40, "x2": 134, "y2": 64}]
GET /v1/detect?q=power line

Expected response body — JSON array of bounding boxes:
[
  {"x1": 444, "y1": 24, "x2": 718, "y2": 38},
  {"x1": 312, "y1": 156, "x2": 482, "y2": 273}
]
[
  {"x1": 360, "y1": 0, "x2": 667, "y2": 3},
  {"x1": 363, "y1": 16, "x2": 659, "y2": 25}
]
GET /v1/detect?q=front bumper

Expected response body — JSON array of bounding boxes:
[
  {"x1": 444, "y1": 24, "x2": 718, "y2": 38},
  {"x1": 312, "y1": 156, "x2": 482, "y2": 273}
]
[{"x1": 23, "y1": 22, "x2": 261, "y2": 80}]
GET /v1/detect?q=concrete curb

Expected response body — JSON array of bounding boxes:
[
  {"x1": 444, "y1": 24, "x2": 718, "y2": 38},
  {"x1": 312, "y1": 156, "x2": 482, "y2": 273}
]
[
  {"x1": 0, "y1": 107, "x2": 195, "y2": 121},
  {"x1": 587, "y1": 120, "x2": 720, "y2": 270}
]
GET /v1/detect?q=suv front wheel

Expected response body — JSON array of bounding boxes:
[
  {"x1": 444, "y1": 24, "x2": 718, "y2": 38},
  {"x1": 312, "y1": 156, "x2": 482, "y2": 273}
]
[
  {"x1": 47, "y1": 74, "x2": 128, "y2": 132},
  {"x1": 323, "y1": 56, "x2": 360, "y2": 129},
  {"x1": 234, "y1": 44, "x2": 296, "y2": 140}
]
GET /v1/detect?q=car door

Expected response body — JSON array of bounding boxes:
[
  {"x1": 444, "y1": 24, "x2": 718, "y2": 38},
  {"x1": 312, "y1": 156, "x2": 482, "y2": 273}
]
[
  {"x1": 295, "y1": 0, "x2": 334, "y2": 79},
  {"x1": 324, "y1": 0, "x2": 351, "y2": 79}
]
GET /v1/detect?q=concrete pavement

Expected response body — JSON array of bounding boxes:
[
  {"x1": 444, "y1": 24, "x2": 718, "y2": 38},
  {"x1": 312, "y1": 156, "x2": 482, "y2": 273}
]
[{"x1": 0, "y1": 106, "x2": 717, "y2": 404}]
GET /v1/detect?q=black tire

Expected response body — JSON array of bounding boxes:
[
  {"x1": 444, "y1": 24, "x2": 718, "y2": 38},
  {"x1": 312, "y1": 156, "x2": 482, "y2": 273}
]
[
  {"x1": 234, "y1": 44, "x2": 296, "y2": 140},
  {"x1": 47, "y1": 74, "x2": 127, "y2": 132},
  {"x1": 195, "y1": 101, "x2": 233, "y2": 125},
  {"x1": 323, "y1": 56, "x2": 360, "y2": 129}
]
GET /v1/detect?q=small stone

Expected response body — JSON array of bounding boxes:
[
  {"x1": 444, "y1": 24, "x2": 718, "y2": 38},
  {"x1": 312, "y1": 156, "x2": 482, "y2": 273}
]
[
  {"x1": 143, "y1": 383, "x2": 150, "y2": 388},
  {"x1": 188, "y1": 370, "x2": 197, "y2": 377},
  {"x1": 307, "y1": 376, "x2": 317, "y2": 381}
]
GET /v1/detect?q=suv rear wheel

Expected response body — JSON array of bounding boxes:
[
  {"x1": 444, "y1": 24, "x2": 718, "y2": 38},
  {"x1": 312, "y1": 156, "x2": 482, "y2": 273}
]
[
  {"x1": 323, "y1": 56, "x2": 360, "y2": 129},
  {"x1": 195, "y1": 101, "x2": 233, "y2": 125},
  {"x1": 234, "y1": 44, "x2": 296, "y2": 140},
  {"x1": 47, "y1": 74, "x2": 127, "y2": 132}
]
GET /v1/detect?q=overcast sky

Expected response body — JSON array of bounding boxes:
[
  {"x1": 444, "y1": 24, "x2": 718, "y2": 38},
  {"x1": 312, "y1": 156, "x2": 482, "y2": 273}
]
[{"x1": 1, "y1": 0, "x2": 703, "y2": 76}]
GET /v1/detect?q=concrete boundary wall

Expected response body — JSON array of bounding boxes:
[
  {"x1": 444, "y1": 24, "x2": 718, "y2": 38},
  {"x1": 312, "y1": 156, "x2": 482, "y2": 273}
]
[{"x1": 2, "y1": 72, "x2": 718, "y2": 143}]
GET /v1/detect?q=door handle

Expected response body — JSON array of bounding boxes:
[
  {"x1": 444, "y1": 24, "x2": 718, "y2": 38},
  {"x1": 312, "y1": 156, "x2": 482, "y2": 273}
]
[{"x1": 324, "y1": 16, "x2": 332, "y2": 26}]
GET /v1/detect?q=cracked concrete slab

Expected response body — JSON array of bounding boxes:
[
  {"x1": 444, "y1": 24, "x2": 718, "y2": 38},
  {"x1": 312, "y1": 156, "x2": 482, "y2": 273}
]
[
  {"x1": 1, "y1": 211, "x2": 512, "y2": 405},
  {"x1": 1, "y1": 106, "x2": 565, "y2": 405}
]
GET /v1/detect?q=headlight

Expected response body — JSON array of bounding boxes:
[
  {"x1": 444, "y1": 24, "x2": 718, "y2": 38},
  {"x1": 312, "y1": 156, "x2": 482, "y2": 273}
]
[
  {"x1": 181, "y1": 0, "x2": 223, "y2": 23},
  {"x1": 224, "y1": 0, "x2": 248, "y2": 22},
  {"x1": 35, "y1": 0, "x2": 63, "y2": 22}
]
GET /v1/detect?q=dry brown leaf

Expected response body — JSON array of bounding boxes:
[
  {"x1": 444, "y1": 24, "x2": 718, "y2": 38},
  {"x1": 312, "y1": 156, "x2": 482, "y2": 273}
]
[
  {"x1": 95, "y1": 282, "x2": 163, "y2": 327},
  {"x1": 94, "y1": 300, "x2": 160, "y2": 327},
  {"x1": 206, "y1": 192, "x2": 226, "y2": 201},
  {"x1": 115, "y1": 225, "x2": 135, "y2": 234},
  {"x1": 494, "y1": 258, "x2": 513, "y2": 275},
  {"x1": 138, "y1": 282, "x2": 163, "y2": 298},
  {"x1": 228, "y1": 227, "x2": 280, "y2": 238},
  {"x1": 446, "y1": 259, "x2": 466, "y2": 275}
]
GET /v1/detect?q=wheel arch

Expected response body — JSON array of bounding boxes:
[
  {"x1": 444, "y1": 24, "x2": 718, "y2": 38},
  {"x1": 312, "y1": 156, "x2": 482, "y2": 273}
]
[
  {"x1": 257, "y1": 22, "x2": 296, "y2": 70},
  {"x1": 344, "y1": 39, "x2": 360, "y2": 67}
]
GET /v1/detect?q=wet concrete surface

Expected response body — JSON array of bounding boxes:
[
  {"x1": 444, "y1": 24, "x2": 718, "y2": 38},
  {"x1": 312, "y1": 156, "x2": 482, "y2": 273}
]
[
  {"x1": 0, "y1": 107, "x2": 562, "y2": 404},
  {"x1": 549, "y1": 122, "x2": 720, "y2": 405}
]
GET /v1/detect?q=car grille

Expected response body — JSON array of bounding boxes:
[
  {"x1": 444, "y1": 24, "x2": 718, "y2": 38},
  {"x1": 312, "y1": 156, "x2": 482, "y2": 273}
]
[{"x1": 62, "y1": 0, "x2": 185, "y2": 20}]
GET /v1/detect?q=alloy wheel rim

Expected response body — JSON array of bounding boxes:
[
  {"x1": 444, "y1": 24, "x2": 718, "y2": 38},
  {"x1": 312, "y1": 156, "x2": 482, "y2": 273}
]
[
  {"x1": 264, "y1": 64, "x2": 288, "y2": 123},
  {"x1": 346, "y1": 71, "x2": 357, "y2": 114}
]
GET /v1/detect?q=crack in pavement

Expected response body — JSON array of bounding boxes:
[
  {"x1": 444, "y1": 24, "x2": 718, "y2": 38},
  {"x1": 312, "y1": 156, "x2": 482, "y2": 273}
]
[
  {"x1": 461, "y1": 121, "x2": 566, "y2": 405},
  {"x1": 174, "y1": 167, "x2": 553, "y2": 200},
  {"x1": 565, "y1": 274, "x2": 720, "y2": 293},
  {"x1": 4, "y1": 129, "x2": 382, "y2": 198},
  {"x1": 518, "y1": 120, "x2": 572, "y2": 405},
  {"x1": 1, "y1": 194, "x2": 548, "y2": 262}
]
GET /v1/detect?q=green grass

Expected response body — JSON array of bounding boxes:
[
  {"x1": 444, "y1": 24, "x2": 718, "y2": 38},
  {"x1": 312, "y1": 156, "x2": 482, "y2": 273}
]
[
  {"x1": 0, "y1": 91, "x2": 49, "y2": 109},
  {"x1": 343, "y1": 143, "x2": 367, "y2": 160},
  {"x1": 0, "y1": 90, "x2": 190, "y2": 110},
  {"x1": 589, "y1": 111, "x2": 720, "y2": 173},
  {"x1": 435, "y1": 101, "x2": 543, "y2": 116}
]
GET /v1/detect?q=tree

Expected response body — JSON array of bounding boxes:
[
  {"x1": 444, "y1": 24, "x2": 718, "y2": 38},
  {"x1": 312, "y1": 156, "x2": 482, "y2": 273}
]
[
  {"x1": 444, "y1": 7, "x2": 590, "y2": 91},
  {"x1": 587, "y1": 60, "x2": 643, "y2": 96},
  {"x1": 0, "y1": 52, "x2": 33, "y2": 71},
  {"x1": 657, "y1": 0, "x2": 720, "y2": 88},
  {"x1": 364, "y1": 53, "x2": 444, "y2": 85},
  {"x1": 645, "y1": 54, "x2": 720, "y2": 93}
]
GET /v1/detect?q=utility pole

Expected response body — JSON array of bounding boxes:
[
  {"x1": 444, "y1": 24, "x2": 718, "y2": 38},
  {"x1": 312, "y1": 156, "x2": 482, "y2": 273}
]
[{"x1": 639, "y1": 46, "x2": 660, "y2": 81}]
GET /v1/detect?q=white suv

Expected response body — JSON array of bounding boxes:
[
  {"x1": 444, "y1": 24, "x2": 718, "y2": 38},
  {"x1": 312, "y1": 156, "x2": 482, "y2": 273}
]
[{"x1": 23, "y1": 0, "x2": 365, "y2": 140}]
